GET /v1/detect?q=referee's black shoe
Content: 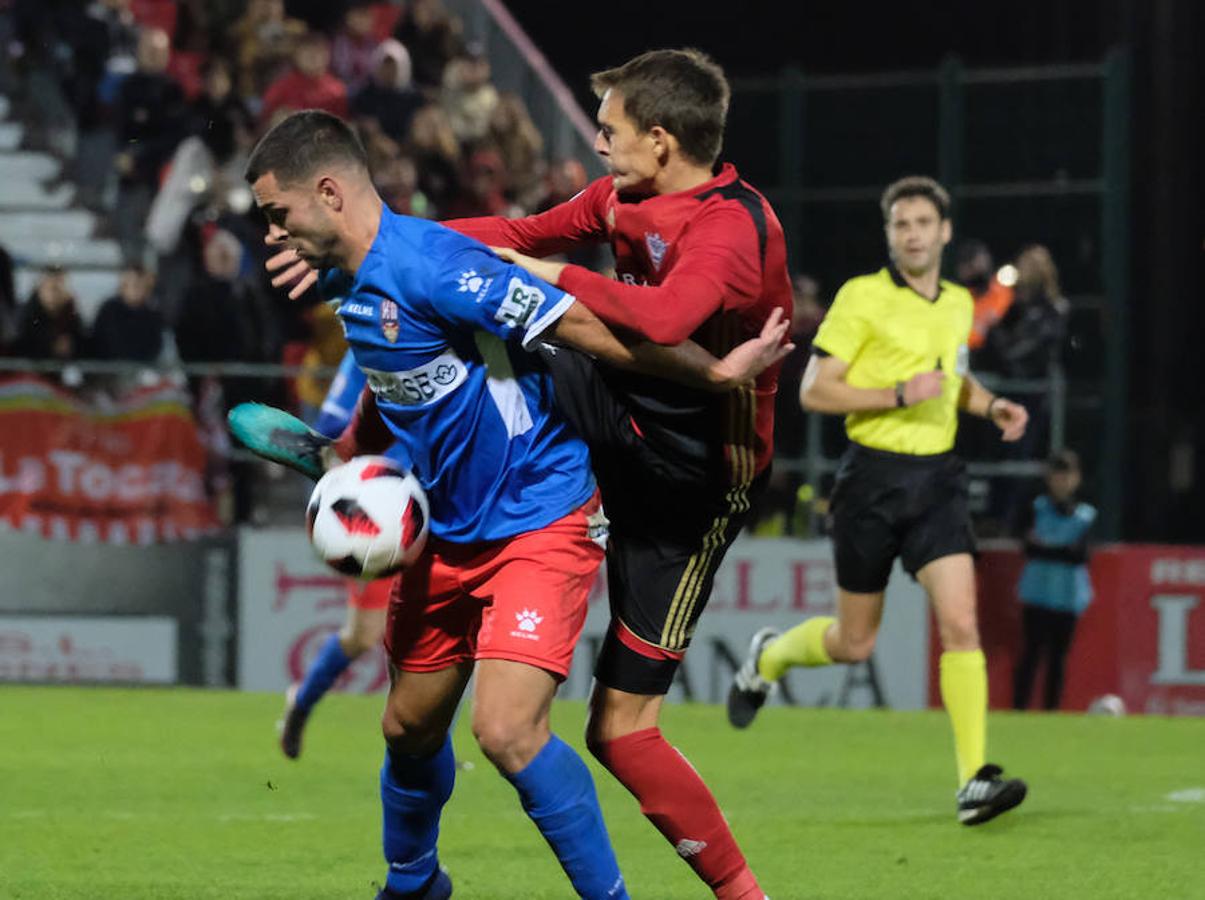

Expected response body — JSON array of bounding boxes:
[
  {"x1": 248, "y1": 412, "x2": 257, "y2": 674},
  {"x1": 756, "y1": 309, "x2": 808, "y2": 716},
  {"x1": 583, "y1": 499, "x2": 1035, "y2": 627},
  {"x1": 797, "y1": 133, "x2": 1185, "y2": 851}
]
[
  {"x1": 726, "y1": 627, "x2": 780, "y2": 729},
  {"x1": 957, "y1": 763, "x2": 1027, "y2": 825}
]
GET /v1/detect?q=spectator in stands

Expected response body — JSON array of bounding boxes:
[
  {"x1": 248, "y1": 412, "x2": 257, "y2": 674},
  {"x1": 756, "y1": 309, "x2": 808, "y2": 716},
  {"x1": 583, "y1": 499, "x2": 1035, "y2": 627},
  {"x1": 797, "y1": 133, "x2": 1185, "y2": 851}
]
[
  {"x1": 229, "y1": 0, "x2": 307, "y2": 99},
  {"x1": 443, "y1": 147, "x2": 514, "y2": 218},
  {"x1": 14, "y1": 266, "x2": 87, "y2": 362},
  {"x1": 440, "y1": 45, "x2": 498, "y2": 146},
  {"x1": 146, "y1": 58, "x2": 256, "y2": 260},
  {"x1": 331, "y1": 0, "x2": 383, "y2": 95},
  {"x1": 90, "y1": 263, "x2": 165, "y2": 363},
  {"x1": 406, "y1": 104, "x2": 462, "y2": 215},
  {"x1": 260, "y1": 30, "x2": 350, "y2": 127},
  {"x1": 113, "y1": 26, "x2": 190, "y2": 264},
  {"x1": 392, "y1": 0, "x2": 465, "y2": 89},
  {"x1": 350, "y1": 38, "x2": 424, "y2": 144},
  {"x1": 983, "y1": 244, "x2": 1068, "y2": 381},
  {"x1": 176, "y1": 230, "x2": 272, "y2": 366},
  {"x1": 957, "y1": 238, "x2": 1014, "y2": 363},
  {"x1": 748, "y1": 274, "x2": 825, "y2": 536},
  {"x1": 1013, "y1": 449, "x2": 1096, "y2": 711},
  {"x1": 487, "y1": 92, "x2": 546, "y2": 209},
  {"x1": 983, "y1": 244, "x2": 1070, "y2": 527},
  {"x1": 192, "y1": 58, "x2": 255, "y2": 168}
]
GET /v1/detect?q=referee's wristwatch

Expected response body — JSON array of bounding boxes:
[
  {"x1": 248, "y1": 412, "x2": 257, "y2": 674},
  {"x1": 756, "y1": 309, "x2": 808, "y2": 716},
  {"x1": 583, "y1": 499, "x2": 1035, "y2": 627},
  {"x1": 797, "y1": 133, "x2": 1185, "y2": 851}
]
[{"x1": 895, "y1": 381, "x2": 908, "y2": 408}]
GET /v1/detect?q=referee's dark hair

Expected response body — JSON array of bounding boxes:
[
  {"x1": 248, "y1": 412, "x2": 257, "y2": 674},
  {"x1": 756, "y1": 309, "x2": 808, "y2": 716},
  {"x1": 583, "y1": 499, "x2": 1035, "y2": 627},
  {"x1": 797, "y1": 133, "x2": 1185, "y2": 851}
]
[
  {"x1": 880, "y1": 176, "x2": 952, "y2": 222},
  {"x1": 245, "y1": 110, "x2": 369, "y2": 187},
  {"x1": 591, "y1": 48, "x2": 730, "y2": 167}
]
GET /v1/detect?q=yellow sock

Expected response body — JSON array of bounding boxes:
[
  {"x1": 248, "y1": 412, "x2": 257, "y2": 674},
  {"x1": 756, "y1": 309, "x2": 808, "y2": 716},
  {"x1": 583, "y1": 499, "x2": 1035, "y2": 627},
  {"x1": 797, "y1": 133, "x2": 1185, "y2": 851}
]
[
  {"x1": 940, "y1": 649, "x2": 987, "y2": 785},
  {"x1": 757, "y1": 616, "x2": 835, "y2": 681}
]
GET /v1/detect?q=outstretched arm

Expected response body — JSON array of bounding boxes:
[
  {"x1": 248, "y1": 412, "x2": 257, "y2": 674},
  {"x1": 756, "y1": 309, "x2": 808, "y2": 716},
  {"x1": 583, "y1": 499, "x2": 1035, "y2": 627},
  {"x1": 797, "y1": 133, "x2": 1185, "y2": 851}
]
[{"x1": 547, "y1": 304, "x2": 793, "y2": 392}]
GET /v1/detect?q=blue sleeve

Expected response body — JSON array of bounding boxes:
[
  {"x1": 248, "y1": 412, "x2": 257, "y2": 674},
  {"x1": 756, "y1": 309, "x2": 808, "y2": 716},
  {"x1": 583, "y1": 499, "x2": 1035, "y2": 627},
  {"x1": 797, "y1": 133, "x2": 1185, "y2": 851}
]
[
  {"x1": 419, "y1": 227, "x2": 576, "y2": 349},
  {"x1": 313, "y1": 349, "x2": 365, "y2": 439}
]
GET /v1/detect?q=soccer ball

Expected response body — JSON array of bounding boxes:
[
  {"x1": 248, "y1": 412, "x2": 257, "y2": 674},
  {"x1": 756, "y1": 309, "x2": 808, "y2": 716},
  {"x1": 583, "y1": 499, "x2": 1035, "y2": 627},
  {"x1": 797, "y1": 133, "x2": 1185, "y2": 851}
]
[
  {"x1": 1087, "y1": 694, "x2": 1127, "y2": 717},
  {"x1": 306, "y1": 456, "x2": 430, "y2": 579}
]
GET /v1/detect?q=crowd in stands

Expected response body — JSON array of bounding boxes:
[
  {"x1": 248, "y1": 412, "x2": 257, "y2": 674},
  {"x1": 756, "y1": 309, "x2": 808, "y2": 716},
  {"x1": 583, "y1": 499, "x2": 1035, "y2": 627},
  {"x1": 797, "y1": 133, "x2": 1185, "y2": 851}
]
[
  {"x1": 0, "y1": 1, "x2": 1073, "y2": 528},
  {"x1": 0, "y1": 0, "x2": 589, "y2": 385},
  {"x1": 0, "y1": 0, "x2": 598, "y2": 522}
]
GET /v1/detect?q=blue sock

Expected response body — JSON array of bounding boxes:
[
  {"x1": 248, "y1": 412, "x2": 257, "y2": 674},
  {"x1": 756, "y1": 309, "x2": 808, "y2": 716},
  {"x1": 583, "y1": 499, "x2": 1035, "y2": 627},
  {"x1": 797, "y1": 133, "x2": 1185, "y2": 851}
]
[
  {"x1": 294, "y1": 633, "x2": 353, "y2": 712},
  {"x1": 381, "y1": 737, "x2": 456, "y2": 895},
  {"x1": 506, "y1": 735, "x2": 628, "y2": 899}
]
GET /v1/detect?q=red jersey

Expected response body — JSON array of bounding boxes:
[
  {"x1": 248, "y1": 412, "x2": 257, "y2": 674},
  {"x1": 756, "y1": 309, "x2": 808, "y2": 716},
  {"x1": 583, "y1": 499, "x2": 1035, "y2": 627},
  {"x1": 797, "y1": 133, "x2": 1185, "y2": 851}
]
[{"x1": 445, "y1": 163, "x2": 792, "y2": 487}]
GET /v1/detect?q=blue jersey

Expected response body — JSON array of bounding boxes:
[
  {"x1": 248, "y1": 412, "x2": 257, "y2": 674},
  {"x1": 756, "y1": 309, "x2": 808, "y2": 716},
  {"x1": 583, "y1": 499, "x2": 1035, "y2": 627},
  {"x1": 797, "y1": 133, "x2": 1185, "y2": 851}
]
[
  {"x1": 314, "y1": 348, "x2": 412, "y2": 470},
  {"x1": 324, "y1": 207, "x2": 594, "y2": 543},
  {"x1": 314, "y1": 349, "x2": 365, "y2": 439}
]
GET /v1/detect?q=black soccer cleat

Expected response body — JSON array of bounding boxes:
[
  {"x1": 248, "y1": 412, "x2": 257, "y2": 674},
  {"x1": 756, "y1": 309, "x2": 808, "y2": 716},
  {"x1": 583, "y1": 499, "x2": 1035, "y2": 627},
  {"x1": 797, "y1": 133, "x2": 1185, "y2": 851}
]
[
  {"x1": 957, "y1": 763, "x2": 1028, "y2": 825},
  {"x1": 726, "y1": 627, "x2": 781, "y2": 729},
  {"x1": 277, "y1": 683, "x2": 309, "y2": 760},
  {"x1": 376, "y1": 867, "x2": 453, "y2": 899}
]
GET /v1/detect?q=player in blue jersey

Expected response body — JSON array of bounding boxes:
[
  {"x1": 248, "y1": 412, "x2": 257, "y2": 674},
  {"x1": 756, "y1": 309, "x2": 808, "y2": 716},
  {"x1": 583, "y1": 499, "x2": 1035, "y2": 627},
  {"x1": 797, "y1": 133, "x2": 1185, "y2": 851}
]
[
  {"x1": 245, "y1": 110, "x2": 788, "y2": 900},
  {"x1": 276, "y1": 351, "x2": 403, "y2": 759}
]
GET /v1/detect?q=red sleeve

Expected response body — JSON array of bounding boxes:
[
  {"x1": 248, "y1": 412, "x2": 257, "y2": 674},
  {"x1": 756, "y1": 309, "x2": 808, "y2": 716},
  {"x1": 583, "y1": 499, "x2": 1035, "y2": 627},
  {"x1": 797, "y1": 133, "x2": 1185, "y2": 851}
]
[
  {"x1": 443, "y1": 176, "x2": 611, "y2": 256},
  {"x1": 333, "y1": 386, "x2": 393, "y2": 460},
  {"x1": 557, "y1": 204, "x2": 763, "y2": 344}
]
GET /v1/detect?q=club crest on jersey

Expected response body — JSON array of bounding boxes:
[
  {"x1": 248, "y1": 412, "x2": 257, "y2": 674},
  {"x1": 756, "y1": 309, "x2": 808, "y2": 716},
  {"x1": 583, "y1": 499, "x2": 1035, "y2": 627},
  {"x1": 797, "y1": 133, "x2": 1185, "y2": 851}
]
[
  {"x1": 380, "y1": 299, "x2": 400, "y2": 343},
  {"x1": 645, "y1": 232, "x2": 669, "y2": 270}
]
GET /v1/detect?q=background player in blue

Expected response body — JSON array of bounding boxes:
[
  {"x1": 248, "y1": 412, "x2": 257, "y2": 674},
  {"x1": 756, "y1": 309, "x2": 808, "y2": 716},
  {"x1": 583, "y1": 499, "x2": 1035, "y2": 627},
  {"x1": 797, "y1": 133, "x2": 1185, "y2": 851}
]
[
  {"x1": 246, "y1": 111, "x2": 788, "y2": 899},
  {"x1": 276, "y1": 351, "x2": 407, "y2": 760}
]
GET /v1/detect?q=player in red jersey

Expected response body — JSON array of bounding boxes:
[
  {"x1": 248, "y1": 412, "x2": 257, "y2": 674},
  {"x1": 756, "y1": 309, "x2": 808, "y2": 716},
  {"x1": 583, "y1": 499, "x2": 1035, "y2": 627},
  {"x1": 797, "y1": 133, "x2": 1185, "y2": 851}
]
[
  {"x1": 268, "y1": 50, "x2": 789, "y2": 898},
  {"x1": 453, "y1": 50, "x2": 789, "y2": 900}
]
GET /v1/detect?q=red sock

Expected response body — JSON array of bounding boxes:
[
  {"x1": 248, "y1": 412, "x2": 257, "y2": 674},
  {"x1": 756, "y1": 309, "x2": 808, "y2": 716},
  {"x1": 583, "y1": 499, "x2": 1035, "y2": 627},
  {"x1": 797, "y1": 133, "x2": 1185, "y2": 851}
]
[{"x1": 592, "y1": 727, "x2": 762, "y2": 899}]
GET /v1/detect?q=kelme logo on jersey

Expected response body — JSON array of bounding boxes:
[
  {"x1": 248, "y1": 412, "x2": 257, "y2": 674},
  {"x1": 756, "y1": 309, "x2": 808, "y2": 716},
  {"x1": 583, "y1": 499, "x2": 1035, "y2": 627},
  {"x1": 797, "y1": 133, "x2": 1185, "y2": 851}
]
[
  {"x1": 495, "y1": 278, "x2": 545, "y2": 329},
  {"x1": 645, "y1": 232, "x2": 669, "y2": 270},
  {"x1": 380, "y1": 299, "x2": 400, "y2": 343},
  {"x1": 457, "y1": 269, "x2": 493, "y2": 302}
]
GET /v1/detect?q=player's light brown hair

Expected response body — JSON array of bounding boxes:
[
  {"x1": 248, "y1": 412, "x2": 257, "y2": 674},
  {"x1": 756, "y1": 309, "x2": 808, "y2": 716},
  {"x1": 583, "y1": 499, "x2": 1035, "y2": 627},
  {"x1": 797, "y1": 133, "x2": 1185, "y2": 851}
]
[
  {"x1": 880, "y1": 176, "x2": 952, "y2": 222},
  {"x1": 590, "y1": 48, "x2": 730, "y2": 166}
]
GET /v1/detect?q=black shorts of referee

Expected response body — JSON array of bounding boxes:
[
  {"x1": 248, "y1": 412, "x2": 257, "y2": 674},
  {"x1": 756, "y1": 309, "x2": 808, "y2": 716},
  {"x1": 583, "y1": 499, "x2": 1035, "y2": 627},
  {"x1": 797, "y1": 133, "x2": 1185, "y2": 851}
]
[
  {"x1": 539, "y1": 344, "x2": 767, "y2": 695},
  {"x1": 829, "y1": 441, "x2": 976, "y2": 594}
]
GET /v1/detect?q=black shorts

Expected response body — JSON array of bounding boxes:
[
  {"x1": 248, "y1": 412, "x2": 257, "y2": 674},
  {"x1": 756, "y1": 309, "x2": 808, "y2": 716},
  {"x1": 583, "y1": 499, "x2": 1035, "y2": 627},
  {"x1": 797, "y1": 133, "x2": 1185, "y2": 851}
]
[
  {"x1": 541, "y1": 346, "x2": 765, "y2": 694},
  {"x1": 829, "y1": 442, "x2": 975, "y2": 594}
]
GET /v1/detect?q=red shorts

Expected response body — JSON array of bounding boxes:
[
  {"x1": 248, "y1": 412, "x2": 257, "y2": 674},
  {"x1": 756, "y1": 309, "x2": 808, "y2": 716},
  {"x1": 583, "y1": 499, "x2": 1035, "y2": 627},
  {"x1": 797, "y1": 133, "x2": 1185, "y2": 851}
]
[
  {"x1": 347, "y1": 576, "x2": 396, "y2": 611},
  {"x1": 385, "y1": 491, "x2": 605, "y2": 679}
]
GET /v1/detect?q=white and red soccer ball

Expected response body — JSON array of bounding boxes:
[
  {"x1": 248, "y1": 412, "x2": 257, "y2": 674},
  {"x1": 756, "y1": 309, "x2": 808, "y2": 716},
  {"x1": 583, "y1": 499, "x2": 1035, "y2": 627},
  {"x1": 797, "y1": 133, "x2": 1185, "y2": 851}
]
[{"x1": 306, "y1": 456, "x2": 430, "y2": 579}]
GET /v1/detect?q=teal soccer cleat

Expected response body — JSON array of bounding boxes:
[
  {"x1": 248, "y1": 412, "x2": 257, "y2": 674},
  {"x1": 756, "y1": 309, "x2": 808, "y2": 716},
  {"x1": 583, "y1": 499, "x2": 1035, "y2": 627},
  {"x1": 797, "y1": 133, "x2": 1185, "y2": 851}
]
[{"x1": 227, "y1": 403, "x2": 332, "y2": 481}]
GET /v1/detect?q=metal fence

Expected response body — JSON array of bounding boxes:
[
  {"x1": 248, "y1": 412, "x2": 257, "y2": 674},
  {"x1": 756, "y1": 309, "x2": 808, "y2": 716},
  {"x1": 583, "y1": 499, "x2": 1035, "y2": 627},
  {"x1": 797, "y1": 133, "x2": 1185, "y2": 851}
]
[{"x1": 724, "y1": 53, "x2": 1129, "y2": 537}]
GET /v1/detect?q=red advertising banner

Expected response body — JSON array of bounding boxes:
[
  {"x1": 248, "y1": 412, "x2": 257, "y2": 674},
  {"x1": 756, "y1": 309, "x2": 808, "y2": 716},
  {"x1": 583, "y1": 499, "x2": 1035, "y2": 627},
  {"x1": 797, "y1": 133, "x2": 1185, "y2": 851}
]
[
  {"x1": 0, "y1": 375, "x2": 219, "y2": 543},
  {"x1": 928, "y1": 544, "x2": 1205, "y2": 715}
]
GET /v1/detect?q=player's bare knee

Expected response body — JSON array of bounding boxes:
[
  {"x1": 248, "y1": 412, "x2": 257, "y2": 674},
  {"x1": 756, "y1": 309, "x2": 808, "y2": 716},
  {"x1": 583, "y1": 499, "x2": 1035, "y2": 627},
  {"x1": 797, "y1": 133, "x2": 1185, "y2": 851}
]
[
  {"x1": 381, "y1": 703, "x2": 443, "y2": 756},
  {"x1": 471, "y1": 708, "x2": 546, "y2": 773}
]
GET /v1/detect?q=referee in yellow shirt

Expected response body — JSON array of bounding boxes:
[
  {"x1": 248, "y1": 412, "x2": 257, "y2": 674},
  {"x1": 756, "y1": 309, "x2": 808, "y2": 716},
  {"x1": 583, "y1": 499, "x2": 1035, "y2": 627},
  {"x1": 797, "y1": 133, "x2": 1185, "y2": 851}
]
[{"x1": 728, "y1": 176, "x2": 1030, "y2": 826}]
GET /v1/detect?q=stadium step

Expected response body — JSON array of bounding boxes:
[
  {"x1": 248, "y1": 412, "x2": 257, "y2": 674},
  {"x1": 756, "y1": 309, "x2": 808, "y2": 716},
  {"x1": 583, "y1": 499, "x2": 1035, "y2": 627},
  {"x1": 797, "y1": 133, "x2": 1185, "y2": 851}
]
[
  {"x1": 0, "y1": 150, "x2": 61, "y2": 182},
  {"x1": 0, "y1": 121, "x2": 22, "y2": 151},
  {"x1": 6, "y1": 235, "x2": 122, "y2": 270},
  {"x1": 0, "y1": 178, "x2": 74, "y2": 210},
  {"x1": 0, "y1": 209, "x2": 96, "y2": 243}
]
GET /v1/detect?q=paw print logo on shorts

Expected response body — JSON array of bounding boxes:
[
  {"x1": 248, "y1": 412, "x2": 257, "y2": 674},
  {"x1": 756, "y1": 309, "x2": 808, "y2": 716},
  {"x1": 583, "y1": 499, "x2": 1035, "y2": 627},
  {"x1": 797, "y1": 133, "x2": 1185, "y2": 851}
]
[
  {"x1": 458, "y1": 270, "x2": 484, "y2": 294},
  {"x1": 515, "y1": 609, "x2": 543, "y2": 632}
]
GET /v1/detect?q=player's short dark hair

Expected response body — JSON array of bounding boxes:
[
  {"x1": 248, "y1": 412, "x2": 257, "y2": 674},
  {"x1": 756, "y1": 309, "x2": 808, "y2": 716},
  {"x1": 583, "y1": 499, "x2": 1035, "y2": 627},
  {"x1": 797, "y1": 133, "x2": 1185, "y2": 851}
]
[
  {"x1": 880, "y1": 176, "x2": 951, "y2": 222},
  {"x1": 590, "y1": 48, "x2": 729, "y2": 166},
  {"x1": 244, "y1": 110, "x2": 369, "y2": 188}
]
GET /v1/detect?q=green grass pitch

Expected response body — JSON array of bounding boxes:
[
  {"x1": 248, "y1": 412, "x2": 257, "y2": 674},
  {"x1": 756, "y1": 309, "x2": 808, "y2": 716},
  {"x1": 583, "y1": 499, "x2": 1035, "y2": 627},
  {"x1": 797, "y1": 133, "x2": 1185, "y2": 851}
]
[{"x1": 2, "y1": 687, "x2": 1203, "y2": 899}]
